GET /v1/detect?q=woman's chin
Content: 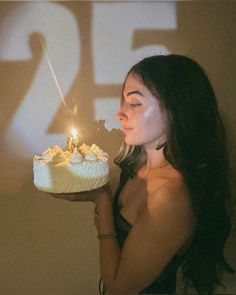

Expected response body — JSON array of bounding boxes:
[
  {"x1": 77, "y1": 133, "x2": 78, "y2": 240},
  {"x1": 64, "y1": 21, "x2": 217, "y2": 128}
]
[
  {"x1": 124, "y1": 137, "x2": 141, "y2": 146},
  {"x1": 124, "y1": 138, "x2": 133, "y2": 146}
]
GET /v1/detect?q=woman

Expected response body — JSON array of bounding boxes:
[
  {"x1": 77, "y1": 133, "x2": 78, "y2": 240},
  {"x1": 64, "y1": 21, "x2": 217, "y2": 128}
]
[{"x1": 53, "y1": 54, "x2": 234, "y2": 294}]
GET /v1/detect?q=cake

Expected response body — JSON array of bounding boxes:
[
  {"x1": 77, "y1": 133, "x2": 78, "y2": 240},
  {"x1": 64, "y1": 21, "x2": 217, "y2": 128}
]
[{"x1": 33, "y1": 143, "x2": 109, "y2": 193}]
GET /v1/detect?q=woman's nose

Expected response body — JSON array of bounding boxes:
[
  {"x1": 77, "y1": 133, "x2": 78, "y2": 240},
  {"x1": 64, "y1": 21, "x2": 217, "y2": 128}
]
[{"x1": 116, "y1": 108, "x2": 128, "y2": 121}]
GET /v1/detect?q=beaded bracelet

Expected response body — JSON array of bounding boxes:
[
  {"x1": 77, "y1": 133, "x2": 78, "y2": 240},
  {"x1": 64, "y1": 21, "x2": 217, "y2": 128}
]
[{"x1": 97, "y1": 233, "x2": 118, "y2": 240}]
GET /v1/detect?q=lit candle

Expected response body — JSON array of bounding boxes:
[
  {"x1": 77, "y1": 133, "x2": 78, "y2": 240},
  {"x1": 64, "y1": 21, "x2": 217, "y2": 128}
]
[{"x1": 66, "y1": 128, "x2": 79, "y2": 152}]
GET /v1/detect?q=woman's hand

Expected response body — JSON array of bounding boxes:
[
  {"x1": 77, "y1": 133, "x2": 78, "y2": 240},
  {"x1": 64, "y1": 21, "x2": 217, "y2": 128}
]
[{"x1": 49, "y1": 183, "x2": 112, "y2": 203}]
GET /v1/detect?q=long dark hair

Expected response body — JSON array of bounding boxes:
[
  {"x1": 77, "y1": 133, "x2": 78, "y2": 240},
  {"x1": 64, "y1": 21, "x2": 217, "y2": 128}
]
[{"x1": 115, "y1": 54, "x2": 234, "y2": 294}]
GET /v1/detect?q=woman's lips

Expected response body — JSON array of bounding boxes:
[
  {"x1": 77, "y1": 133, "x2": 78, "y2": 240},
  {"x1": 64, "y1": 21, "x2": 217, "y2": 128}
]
[{"x1": 123, "y1": 126, "x2": 133, "y2": 134}]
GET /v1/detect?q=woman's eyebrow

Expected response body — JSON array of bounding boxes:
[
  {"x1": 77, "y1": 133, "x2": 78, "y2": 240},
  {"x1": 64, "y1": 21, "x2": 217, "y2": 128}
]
[{"x1": 125, "y1": 90, "x2": 144, "y2": 97}]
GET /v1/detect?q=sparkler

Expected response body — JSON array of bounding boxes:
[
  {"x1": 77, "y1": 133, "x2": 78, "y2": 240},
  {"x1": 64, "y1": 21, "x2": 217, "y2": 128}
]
[
  {"x1": 38, "y1": 35, "x2": 80, "y2": 146},
  {"x1": 38, "y1": 35, "x2": 67, "y2": 108}
]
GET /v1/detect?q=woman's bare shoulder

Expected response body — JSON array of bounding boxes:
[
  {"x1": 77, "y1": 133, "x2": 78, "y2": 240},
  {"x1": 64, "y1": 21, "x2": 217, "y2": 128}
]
[
  {"x1": 147, "y1": 170, "x2": 193, "y2": 217},
  {"x1": 145, "y1": 172, "x2": 196, "y2": 247}
]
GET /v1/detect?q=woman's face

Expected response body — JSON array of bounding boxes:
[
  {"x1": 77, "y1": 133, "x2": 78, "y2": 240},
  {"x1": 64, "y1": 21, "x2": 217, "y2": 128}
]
[{"x1": 116, "y1": 74, "x2": 167, "y2": 148}]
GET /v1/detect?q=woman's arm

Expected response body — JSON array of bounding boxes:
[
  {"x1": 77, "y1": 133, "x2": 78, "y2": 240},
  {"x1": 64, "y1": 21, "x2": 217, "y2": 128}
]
[
  {"x1": 94, "y1": 193, "x2": 121, "y2": 289},
  {"x1": 50, "y1": 181, "x2": 196, "y2": 293},
  {"x1": 94, "y1": 182, "x2": 196, "y2": 294}
]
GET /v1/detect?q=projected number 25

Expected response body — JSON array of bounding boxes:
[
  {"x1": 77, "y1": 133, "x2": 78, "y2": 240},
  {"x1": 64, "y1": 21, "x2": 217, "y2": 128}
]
[{"x1": 3, "y1": 2, "x2": 176, "y2": 155}]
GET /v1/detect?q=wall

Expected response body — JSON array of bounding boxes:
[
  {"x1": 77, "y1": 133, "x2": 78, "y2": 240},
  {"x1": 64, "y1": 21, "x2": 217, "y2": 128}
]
[{"x1": 0, "y1": 1, "x2": 235, "y2": 294}]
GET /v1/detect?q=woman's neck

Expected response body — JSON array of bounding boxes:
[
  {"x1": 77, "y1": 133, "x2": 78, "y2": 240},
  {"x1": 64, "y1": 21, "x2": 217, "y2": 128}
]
[{"x1": 145, "y1": 146, "x2": 168, "y2": 169}]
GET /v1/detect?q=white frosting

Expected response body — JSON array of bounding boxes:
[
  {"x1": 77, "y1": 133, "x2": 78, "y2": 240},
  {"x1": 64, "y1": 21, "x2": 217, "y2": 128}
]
[
  {"x1": 37, "y1": 145, "x2": 67, "y2": 164},
  {"x1": 33, "y1": 143, "x2": 109, "y2": 193},
  {"x1": 84, "y1": 151, "x2": 97, "y2": 161},
  {"x1": 69, "y1": 148, "x2": 83, "y2": 164}
]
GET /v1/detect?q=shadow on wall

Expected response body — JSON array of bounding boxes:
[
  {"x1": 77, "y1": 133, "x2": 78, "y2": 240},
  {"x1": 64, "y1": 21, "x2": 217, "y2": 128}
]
[
  {"x1": 0, "y1": 33, "x2": 43, "y2": 140},
  {"x1": 0, "y1": 32, "x2": 45, "y2": 193}
]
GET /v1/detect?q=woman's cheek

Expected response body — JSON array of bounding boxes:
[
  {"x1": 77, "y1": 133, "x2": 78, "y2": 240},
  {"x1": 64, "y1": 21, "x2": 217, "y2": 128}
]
[{"x1": 142, "y1": 108, "x2": 158, "y2": 128}]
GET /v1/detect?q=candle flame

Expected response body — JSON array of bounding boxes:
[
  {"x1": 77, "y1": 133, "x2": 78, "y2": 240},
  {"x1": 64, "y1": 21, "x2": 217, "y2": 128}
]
[{"x1": 71, "y1": 128, "x2": 78, "y2": 137}]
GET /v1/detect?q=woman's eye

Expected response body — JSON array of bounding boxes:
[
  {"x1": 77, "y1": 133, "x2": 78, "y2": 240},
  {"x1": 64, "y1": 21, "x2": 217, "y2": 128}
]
[{"x1": 130, "y1": 103, "x2": 142, "y2": 108}]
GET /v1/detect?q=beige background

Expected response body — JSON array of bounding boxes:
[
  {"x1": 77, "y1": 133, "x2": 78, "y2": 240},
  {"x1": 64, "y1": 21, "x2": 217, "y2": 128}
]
[{"x1": 0, "y1": 1, "x2": 235, "y2": 294}]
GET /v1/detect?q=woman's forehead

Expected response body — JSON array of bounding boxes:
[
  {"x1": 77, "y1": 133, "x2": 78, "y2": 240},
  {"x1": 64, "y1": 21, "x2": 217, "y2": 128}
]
[
  {"x1": 123, "y1": 74, "x2": 158, "y2": 102},
  {"x1": 123, "y1": 74, "x2": 147, "y2": 95},
  {"x1": 124, "y1": 74, "x2": 142, "y2": 88}
]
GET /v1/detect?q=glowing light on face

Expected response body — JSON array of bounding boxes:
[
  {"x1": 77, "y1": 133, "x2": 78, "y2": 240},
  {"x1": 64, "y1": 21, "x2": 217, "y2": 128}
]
[{"x1": 118, "y1": 74, "x2": 167, "y2": 148}]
